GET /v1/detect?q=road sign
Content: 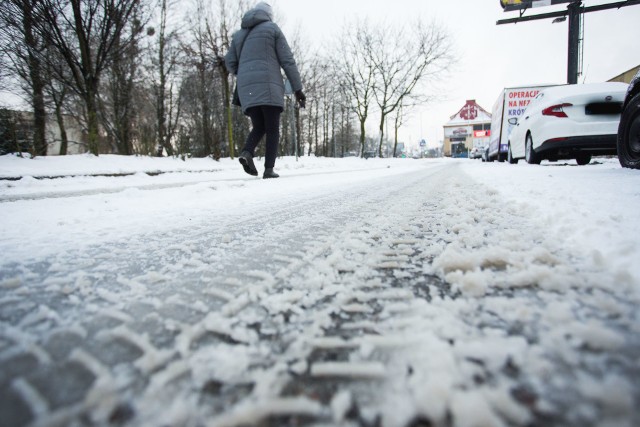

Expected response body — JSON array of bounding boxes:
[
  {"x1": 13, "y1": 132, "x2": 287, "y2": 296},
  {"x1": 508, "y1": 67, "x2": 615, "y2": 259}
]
[
  {"x1": 419, "y1": 139, "x2": 426, "y2": 147},
  {"x1": 500, "y1": 0, "x2": 571, "y2": 12}
]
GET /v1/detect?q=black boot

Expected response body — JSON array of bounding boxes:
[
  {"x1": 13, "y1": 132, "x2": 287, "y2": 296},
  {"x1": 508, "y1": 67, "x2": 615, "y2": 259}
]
[
  {"x1": 239, "y1": 151, "x2": 258, "y2": 176},
  {"x1": 263, "y1": 168, "x2": 279, "y2": 179}
]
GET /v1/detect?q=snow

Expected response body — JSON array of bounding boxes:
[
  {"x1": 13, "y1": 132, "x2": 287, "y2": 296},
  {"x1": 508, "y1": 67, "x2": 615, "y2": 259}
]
[{"x1": 0, "y1": 153, "x2": 639, "y2": 427}]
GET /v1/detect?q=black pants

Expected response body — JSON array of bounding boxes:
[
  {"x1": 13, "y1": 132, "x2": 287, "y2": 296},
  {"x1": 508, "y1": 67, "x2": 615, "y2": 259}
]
[{"x1": 243, "y1": 106, "x2": 281, "y2": 169}]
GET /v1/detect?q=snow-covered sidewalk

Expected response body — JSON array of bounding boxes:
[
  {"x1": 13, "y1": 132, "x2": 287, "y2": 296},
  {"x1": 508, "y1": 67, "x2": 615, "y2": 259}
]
[{"x1": 0, "y1": 154, "x2": 638, "y2": 427}]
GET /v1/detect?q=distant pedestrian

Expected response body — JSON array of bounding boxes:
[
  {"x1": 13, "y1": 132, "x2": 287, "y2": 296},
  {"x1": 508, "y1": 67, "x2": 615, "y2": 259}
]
[{"x1": 225, "y1": 2, "x2": 306, "y2": 179}]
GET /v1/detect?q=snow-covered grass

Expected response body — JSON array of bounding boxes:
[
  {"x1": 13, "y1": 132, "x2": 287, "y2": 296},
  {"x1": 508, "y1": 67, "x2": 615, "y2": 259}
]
[{"x1": 0, "y1": 153, "x2": 639, "y2": 427}]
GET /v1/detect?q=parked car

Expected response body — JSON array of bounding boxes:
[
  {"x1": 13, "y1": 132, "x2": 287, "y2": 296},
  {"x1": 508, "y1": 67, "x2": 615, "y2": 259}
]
[
  {"x1": 469, "y1": 146, "x2": 485, "y2": 159},
  {"x1": 507, "y1": 82, "x2": 628, "y2": 165},
  {"x1": 617, "y1": 69, "x2": 640, "y2": 169},
  {"x1": 481, "y1": 145, "x2": 490, "y2": 162}
]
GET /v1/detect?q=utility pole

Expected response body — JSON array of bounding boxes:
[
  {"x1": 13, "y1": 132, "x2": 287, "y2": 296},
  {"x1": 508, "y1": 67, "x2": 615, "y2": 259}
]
[{"x1": 567, "y1": 1, "x2": 582, "y2": 84}]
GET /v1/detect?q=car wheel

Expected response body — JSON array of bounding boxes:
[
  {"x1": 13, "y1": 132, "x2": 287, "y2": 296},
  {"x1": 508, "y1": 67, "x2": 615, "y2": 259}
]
[
  {"x1": 507, "y1": 144, "x2": 518, "y2": 164},
  {"x1": 575, "y1": 153, "x2": 592, "y2": 166},
  {"x1": 525, "y1": 134, "x2": 542, "y2": 165},
  {"x1": 617, "y1": 92, "x2": 640, "y2": 169}
]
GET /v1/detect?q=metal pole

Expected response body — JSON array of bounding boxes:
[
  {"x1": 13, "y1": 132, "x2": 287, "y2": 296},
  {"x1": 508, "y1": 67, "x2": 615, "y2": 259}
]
[
  {"x1": 567, "y1": 1, "x2": 582, "y2": 84},
  {"x1": 284, "y1": 79, "x2": 298, "y2": 161},
  {"x1": 290, "y1": 97, "x2": 298, "y2": 161}
]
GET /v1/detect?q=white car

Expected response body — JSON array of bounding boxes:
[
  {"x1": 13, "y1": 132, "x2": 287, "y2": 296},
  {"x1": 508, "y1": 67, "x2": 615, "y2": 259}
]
[
  {"x1": 470, "y1": 146, "x2": 484, "y2": 159},
  {"x1": 507, "y1": 82, "x2": 628, "y2": 165}
]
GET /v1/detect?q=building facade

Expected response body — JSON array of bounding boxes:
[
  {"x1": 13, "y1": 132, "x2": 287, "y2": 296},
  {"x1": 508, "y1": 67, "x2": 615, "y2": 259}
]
[
  {"x1": 443, "y1": 100, "x2": 492, "y2": 157},
  {"x1": 0, "y1": 109, "x2": 86, "y2": 156},
  {"x1": 608, "y1": 65, "x2": 640, "y2": 84}
]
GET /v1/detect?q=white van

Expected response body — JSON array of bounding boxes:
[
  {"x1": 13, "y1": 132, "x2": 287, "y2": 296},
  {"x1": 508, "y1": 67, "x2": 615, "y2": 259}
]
[{"x1": 488, "y1": 85, "x2": 556, "y2": 162}]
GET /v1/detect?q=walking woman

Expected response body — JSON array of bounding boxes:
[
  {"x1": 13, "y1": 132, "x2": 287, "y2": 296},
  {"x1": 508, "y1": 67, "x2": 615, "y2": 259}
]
[{"x1": 225, "y1": 2, "x2": 306, "y2": 179}]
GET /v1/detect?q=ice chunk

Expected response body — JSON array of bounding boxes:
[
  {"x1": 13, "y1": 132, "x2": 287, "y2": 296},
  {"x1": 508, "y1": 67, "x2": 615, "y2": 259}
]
[
  {"x1": 210, "y1": 397, "x2": 325, "y2": 427},
  {"x1": 310, "y1": 361, "x2": 386, "y2": 378},
  {"x1": 330, "y1": 390, "x2": 353, "y2": 423},
  {"x1": 450, "y1": 390, "x2": 507, "y2": 427}
]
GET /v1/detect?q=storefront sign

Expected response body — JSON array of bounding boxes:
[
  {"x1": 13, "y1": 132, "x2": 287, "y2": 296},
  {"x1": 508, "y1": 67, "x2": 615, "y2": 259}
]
[
  {"x1": 444, "y1": 126, "x2": 472, "y2": 138},
  {"x1": 474, "y1": 130, "x2": 491, "y2": 138}
]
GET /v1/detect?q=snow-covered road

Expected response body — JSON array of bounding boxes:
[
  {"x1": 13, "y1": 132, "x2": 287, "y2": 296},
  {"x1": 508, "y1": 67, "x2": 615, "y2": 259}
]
[{"x1": 1, "y1": 156, "x2": 638, "y2": 427}]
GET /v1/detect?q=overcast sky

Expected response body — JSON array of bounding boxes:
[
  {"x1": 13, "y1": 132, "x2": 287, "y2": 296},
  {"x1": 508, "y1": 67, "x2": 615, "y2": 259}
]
[{"x1": 273, "y1": 0, "x2": 640, "y2": 149}]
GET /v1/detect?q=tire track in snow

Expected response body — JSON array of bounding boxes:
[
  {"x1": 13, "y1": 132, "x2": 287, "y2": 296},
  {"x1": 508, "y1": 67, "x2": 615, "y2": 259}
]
[{"x1": 207, "y1": 165, "x2": 639, "y2": 427}]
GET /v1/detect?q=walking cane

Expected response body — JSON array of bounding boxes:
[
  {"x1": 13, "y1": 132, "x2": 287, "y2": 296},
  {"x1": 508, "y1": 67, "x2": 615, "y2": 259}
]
[{"x1": 285, "y1": 80, "x2": 298, "y2": 162}]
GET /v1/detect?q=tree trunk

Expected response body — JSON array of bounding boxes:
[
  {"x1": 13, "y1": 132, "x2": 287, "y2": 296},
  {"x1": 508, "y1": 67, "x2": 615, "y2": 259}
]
[
  {"x1": 154, "y1": 0, "x2": 175, "y2": 157},
  {"x1": 110, "y1": 42, "x2": 136, "y2": 156},
  {"x1": 55, "y1": 103, "x2": 68, "y2": 155},
  {"x1": 202, "y1": 112, "x2": 212, "y2": 157},
  {"x1": 307, "y1": 103, "x2": 313, "y2": 156},
  {"x1": 331, "y1": 104, "x2": 335, "y2": 157},
  {"x1": 393, "y1": 116, "x2": 399, "y2": 158},
  {"x1": 86, "y1": 86, "x2": 100, "y2": 155},
  {"x1": 156, "y1": 74, "x2": 166, "y2": 157},
  {"x1": 323, "y1": 103, "x2": 328, "y2": 156},
  {"x1": 22, "y1": 0, "x2": 47, "y2": 156},
  {"x1": 377, "y1": 113, "x2": 385, "y2": 158},
  {"x1": 32, "y1": 82, "x2": 47, "y2": 156},
  {"x1": 314, "y1": 105, "x2": 319, "y2": 156},
  {"x1": 359, "y1": 119, "x2": 366, "y2": 158}
]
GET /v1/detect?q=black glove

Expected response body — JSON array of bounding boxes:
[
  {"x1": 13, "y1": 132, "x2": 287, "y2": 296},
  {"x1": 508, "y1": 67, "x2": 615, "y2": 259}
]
[{"x1": 295, "y1": 90, "x2": 306, "y2": 108}]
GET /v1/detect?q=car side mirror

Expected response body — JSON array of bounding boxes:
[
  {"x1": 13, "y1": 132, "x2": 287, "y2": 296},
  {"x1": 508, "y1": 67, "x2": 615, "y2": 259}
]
[{"x1": 508, "y1": 118, "x2": 518, "y2": 125}]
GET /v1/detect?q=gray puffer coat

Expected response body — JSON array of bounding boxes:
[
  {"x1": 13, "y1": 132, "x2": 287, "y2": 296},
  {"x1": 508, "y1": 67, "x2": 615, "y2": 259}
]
[{"x1": 224, "y1": 8, "x2": 302, "y2": 114}]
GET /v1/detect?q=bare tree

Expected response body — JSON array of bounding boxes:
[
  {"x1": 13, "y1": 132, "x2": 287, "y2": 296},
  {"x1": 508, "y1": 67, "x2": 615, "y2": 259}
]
[
  {"x1": 102, "y1": 10, "x2": 147, "y2": 155},
  {"x1": 209, "y1": 0, "x2": 247, "y2": 160},
  {"x1": 280, "y1": 24, "x2": 308, "y2": 158},
  {"x1": 147, "y1": 0, "x2": 183, "y2": 157},
  {"x1": 0, "y1": 0, "x2": 48, "y2": 156},
  {"x1": 43, "y1": 45, "x2": 73, "y2": 155},
  {"x1": 182, "y1": 0, "x2": 246, "y2": 159},
  {"x1": 370, "y1": 20, "x2": 453, "y2": 158},
  {"x1": 298, "y1": 55, "x2": 322, "y2": 156},
  {"x1": 37, "y1": 0, "x2": 143, "y2": 155},
  {"x1": 334, "y1": 21, "x2": 376, "y2": 158},
  {"x1": 182, "y1": 0, "x2": 215, "y2": 158},
  {"x1": 392, "y1": 102, "x2": 406, "y2": 158},
  {"x1": 335, "y1": 81, "x2": 356, "y2": 156}
]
